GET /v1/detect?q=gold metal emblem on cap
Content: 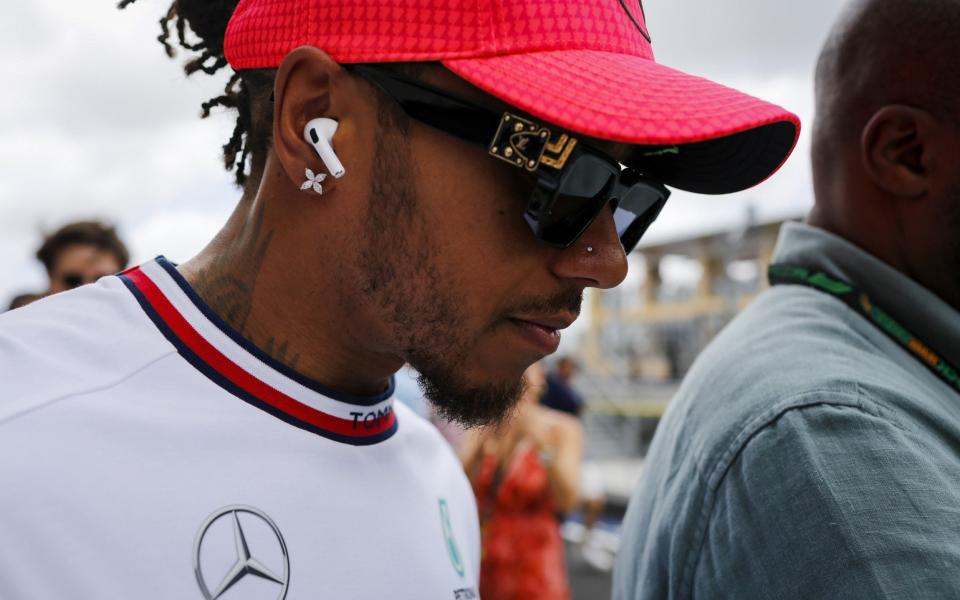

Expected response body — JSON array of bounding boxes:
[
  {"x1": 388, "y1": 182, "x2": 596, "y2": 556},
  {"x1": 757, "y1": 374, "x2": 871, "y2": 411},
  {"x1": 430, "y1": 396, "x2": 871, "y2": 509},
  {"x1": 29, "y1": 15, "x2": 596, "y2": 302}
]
[{"x1": 489, "y1": 112, "x2": 578, "y2": 172}]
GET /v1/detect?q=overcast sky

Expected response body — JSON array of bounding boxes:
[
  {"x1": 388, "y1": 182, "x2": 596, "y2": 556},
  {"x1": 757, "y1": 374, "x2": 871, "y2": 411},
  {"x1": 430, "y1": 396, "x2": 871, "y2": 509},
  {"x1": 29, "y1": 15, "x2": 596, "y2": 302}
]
[{"x1": 0, "y1": 0, "x2": 852, "y2": 307}]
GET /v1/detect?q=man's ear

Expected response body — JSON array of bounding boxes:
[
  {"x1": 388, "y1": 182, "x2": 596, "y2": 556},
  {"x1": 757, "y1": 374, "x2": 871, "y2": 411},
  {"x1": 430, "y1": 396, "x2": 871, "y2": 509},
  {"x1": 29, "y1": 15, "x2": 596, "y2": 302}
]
[
  {"x1": 272, "y1": 46, "x2": 349, "y2": 191},
  {"x1": 861, "y1": 105, "x2": 936, "y2": 198}
]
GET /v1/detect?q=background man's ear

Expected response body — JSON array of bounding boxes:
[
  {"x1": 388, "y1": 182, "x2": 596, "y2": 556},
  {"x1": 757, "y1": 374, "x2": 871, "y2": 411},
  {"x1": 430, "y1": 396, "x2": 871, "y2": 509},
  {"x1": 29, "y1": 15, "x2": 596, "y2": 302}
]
[{"x1": 861, "y1": 105, "x2": 936, "y2": 198}]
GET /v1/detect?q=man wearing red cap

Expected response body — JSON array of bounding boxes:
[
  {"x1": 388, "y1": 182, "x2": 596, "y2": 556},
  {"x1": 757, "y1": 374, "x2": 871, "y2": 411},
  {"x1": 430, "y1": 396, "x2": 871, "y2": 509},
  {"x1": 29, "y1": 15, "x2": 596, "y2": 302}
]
[{"x1": 0, "y1": 0, "x2": 797, "y2": 597}]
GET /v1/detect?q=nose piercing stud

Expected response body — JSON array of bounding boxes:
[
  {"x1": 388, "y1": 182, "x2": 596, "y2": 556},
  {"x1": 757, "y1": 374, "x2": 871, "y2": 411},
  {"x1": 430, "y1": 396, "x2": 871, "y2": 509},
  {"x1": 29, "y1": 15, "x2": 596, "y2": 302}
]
[{"x1": 586, "y1": 246, "x2": 594, "y2": 254}]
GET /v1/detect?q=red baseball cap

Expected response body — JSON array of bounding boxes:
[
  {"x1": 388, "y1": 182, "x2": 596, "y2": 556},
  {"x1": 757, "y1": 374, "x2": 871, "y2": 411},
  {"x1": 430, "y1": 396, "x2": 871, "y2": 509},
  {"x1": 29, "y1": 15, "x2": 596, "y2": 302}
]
[{"x1": 224, "y1": 0, "x2": 800, "y2": 194}]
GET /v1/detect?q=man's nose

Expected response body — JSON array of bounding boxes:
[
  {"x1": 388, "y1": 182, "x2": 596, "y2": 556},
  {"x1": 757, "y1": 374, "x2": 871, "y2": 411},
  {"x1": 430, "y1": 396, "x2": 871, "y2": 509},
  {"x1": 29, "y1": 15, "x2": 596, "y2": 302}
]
[{"x1": 548, "y1": 207, "x2": 628, "y2": 289}]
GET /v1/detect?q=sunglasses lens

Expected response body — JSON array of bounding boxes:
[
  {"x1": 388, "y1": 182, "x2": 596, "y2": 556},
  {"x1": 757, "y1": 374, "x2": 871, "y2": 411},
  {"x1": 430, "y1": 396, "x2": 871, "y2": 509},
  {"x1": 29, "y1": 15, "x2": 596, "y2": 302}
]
[
  {"x1": 561, "y1": 155, "x2": 616, "y2": 199},
  {"x1": 538, "y1": 156, "x2": 617, "y2": 246},
  {"x1": 614, "y1": 183, "x2": 668, "y2": 253}
]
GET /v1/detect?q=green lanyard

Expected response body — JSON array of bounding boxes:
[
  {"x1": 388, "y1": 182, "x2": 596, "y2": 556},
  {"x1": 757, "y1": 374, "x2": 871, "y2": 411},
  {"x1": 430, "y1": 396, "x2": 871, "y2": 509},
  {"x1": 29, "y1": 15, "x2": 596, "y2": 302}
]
[{"x1": 768, "y1": 264, "x2": 960, "y2": 395}]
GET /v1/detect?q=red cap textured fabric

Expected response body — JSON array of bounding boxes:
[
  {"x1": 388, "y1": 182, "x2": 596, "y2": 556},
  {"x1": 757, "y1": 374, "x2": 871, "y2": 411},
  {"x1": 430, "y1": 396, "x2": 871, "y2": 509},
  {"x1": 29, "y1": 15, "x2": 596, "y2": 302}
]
[{"x1": 224, "y1": 0, "x2": 800, "y2": 194}]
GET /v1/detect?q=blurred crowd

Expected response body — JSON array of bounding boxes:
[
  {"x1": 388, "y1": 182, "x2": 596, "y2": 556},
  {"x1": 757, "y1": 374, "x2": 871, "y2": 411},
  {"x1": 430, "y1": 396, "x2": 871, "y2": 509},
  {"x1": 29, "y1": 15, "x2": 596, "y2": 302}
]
[{"x1": 5, "y1": 220, "x2": 130, "y2": 312}]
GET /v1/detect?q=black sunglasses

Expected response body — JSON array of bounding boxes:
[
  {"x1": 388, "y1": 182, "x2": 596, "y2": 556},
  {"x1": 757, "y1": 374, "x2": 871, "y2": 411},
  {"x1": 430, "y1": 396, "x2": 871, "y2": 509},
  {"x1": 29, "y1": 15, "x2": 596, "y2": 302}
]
[
  {"x1": 60, "y1": 273, "x2": 86, "y2": 289},
  {"x1": 349, "y1": 65, "x2": 670, "y2": 254}
]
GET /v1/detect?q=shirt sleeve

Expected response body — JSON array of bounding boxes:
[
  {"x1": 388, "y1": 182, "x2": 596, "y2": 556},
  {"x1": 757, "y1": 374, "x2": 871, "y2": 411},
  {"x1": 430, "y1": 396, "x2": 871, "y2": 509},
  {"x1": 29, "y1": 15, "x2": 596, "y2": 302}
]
[{"x1": 693, "y1": 402, "x2": 960, "y2": 599}]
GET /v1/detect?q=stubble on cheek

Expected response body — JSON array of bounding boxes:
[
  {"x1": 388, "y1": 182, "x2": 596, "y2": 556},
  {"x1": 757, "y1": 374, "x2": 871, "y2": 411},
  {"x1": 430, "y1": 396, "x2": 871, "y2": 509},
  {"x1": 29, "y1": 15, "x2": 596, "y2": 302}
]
[
  {"x1": 355, "y1": 118, "x2": 472, "y2": 361},
  {"x1": 348, "y1": 108, "x2": 528, "y2": 425}
]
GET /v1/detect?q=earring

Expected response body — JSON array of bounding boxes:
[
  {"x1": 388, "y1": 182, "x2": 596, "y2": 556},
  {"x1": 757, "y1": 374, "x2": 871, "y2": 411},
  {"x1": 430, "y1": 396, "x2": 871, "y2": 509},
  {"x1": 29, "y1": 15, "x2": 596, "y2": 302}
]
[{"x1": 300, "y1": 168, "x2": 327, "y2": 195}]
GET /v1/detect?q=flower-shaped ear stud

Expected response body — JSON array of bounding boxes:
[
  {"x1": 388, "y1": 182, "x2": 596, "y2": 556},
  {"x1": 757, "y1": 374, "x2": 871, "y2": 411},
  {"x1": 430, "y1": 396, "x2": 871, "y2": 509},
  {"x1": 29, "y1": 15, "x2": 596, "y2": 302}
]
[{"x1": 300, "y1": 168, "x2": 328, "y2": 195}]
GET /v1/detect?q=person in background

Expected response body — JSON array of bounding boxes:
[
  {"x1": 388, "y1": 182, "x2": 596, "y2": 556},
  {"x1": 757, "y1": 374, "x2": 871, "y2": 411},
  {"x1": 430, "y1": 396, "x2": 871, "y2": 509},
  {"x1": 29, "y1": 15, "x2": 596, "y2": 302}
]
[
  {"x1": 3, "y1": 221, "x2": 129, "y2": 312},
  {"x1": 540, "y1": 356, "x2": 610, "y2": 569},
  {"x1": 615, "y1": 1, "x2": 960, "y2": 597},
  {"x1": 5, "y1": 293, "x2": 40, "y2": 312},
  {"x1": 36, "y1": 220, "x2": 130, "y2": 294},
  {"x1": 461, "y1": 363, "x2": 583, "y2": 600},
  {"x1": 576, "y1": 464, "x2": 612, "y2": 571},
  {"x1": 540, "y1": 356, "x2": 585, "y2": 417}
]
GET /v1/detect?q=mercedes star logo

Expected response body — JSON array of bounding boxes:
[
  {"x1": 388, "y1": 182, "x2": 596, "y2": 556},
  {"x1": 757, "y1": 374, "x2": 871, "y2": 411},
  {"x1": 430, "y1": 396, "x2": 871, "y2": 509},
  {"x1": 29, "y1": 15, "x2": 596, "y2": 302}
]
[{"x1": 193, "y1": 505, "x2": 290, "y2": 600}]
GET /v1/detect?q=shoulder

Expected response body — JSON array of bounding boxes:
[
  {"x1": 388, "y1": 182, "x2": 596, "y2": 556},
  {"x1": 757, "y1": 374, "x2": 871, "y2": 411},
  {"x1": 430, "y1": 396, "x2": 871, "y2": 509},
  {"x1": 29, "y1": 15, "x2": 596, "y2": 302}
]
[
  {"x1": 618, "y1": 392, "x2": 960, "y2": 599},
  {"x1": 686, "y1": 284, "x2": 876, "y2": 398},
  {"x1": 393, "y1": 403, "x2": 467, "y2": 478},
  {"x1": 690, "y1": 402, "x2": 960, "y2": 598},
  {"x1": 393, "y1": 401, "x2": 443, "y2": 445},
  {"x1": 647, "y1": 283, "x2": 911, "y2": 504},
  {"x1": 0, "y1": 276, "x2": 173, "y2": 426},
  {"x1": 391, "y1": 403, "x2": 480, "y2": 552},
  {"x1": 659, "y1": 284, "x2": 907, "y2": 472},
  {"x1": 542, "y1": 407, "x2": 581, "y2": 437},
  {"x1": 615, "y1": 286, "x2": 924, "y2": 598}
]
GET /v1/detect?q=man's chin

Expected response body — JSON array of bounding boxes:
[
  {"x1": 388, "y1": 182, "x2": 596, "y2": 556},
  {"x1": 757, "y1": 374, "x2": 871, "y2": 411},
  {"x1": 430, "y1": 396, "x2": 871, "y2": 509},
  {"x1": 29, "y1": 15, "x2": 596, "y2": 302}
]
[{"x1": 416, "y1": 369, "x2": 526, "y2": 428}]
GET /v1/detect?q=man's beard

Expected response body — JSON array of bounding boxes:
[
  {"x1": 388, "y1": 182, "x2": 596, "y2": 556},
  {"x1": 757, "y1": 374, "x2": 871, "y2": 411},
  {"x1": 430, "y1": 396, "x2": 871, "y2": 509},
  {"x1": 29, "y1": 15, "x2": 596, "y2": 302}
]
[
  {"x1": 410, "y1": 280, "x2": 583, "y2": 426},
  {"x1": 356, "y1": 109, "x2": 527, "y2": 426},
  {"x1": 415, "y1": 363, "x2": 525, "y2": 427}
]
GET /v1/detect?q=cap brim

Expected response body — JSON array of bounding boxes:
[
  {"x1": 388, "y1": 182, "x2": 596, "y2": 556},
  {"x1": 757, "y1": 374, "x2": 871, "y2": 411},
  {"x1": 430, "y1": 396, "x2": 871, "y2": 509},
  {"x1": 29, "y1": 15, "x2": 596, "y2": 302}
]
[{"x1": 443, "y1": 50, "x2": 800, "y2": 195}]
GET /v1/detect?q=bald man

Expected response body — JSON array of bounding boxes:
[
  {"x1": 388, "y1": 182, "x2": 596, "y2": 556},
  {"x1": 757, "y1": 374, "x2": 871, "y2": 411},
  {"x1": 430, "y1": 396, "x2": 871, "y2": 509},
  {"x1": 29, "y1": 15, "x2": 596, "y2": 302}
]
[{"x1": 614, "y1": 1, "x2": 960, "y2": 598}]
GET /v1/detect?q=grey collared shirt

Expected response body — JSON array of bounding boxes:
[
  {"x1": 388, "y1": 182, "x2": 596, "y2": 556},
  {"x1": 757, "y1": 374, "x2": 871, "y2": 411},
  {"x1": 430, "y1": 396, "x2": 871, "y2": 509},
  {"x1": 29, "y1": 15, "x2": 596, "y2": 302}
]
[{"x1": 613, "y1": 222, "x2": 960, "y2": 599}]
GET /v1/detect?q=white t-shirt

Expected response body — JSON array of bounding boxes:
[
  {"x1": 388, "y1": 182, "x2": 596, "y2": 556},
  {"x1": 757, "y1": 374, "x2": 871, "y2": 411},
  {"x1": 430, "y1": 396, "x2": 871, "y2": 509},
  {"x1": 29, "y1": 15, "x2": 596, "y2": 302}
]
[{"x1": 0, "y1": 257, "x2": 480, "y2": 600}]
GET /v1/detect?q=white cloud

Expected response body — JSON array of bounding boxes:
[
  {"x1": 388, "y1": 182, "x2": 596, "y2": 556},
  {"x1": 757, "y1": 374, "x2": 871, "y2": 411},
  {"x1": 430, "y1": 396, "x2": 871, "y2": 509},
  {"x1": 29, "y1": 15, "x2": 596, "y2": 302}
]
[
  {"x1": 628, "y1": 0, "x2": 856, "y2": 246},
  {"x1": 0, "y1": 0, "x2": 241, "y2": 303},
  {"x1": 646, "y1": 0, "x2": 850, "y2": 81},
  {"x1": 128, "y1": 204, "x2": 235, "y2": 265},
  {"x1": 640, "y1": 73, "x2": 816, "y2": 247}
]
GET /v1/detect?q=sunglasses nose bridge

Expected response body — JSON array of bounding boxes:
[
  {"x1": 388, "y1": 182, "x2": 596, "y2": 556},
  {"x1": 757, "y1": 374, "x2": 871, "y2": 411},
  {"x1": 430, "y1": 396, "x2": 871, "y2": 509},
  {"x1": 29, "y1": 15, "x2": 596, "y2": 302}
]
[{"x1": 606, "y1": 175, "x2": 631, "y2": 209}]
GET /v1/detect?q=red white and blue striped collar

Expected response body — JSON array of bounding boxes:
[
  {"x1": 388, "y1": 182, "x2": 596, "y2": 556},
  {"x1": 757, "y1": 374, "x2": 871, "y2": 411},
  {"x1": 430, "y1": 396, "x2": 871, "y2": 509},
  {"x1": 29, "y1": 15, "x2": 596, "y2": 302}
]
[{"x1": 119, "y1": 257, "x2": 398, "y2": 446}]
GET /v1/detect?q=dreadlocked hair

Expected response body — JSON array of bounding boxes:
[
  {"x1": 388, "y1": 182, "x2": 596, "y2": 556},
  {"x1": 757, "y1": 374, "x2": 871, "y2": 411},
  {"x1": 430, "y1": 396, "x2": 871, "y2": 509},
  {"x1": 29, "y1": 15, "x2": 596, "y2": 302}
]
[
  {"x1": 119, "y1": 0, "x2": 275, "y2": 188},
  {"x1": 120, "y1": 0, "x2": 444, "y2": 189}
]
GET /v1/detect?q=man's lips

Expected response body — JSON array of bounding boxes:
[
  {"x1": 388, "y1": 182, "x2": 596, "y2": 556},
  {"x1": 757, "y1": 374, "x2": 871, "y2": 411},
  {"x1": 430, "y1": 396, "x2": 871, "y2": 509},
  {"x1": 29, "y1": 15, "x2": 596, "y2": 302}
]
[
  {"x1": 505, "y1": 313, "x2": 578, "y2": 354},
  {"x1": 510, "y1": 313, "x2": 577, "y2": 331}
]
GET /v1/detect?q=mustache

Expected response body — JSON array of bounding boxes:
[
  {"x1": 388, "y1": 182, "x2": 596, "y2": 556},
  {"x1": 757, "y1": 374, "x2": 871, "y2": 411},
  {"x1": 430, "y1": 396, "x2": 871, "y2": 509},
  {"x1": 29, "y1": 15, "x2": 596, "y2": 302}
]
[{"x1": 502, "y1": 286, "x2": 584, "y2": 320}]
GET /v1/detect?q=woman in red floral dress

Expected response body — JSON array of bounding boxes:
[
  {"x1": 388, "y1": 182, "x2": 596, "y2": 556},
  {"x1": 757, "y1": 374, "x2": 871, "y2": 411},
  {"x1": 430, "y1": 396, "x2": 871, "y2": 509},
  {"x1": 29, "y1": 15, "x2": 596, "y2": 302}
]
[{"x1": 460, "y1": 364, "x2": 584, "y2": 600}]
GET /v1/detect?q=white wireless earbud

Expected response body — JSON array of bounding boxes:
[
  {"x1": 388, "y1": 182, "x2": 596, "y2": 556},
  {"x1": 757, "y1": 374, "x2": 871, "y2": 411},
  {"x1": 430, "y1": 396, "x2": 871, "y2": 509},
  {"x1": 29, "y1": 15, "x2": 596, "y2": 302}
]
[{"x1": 303, "y1": 118, "x2": 346, "y2": 179}]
